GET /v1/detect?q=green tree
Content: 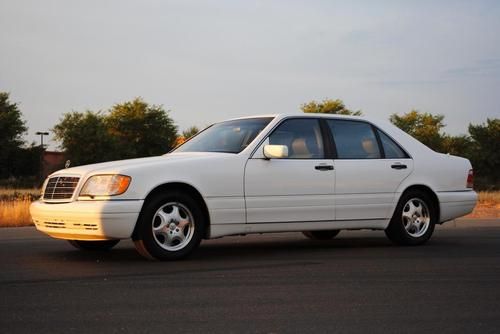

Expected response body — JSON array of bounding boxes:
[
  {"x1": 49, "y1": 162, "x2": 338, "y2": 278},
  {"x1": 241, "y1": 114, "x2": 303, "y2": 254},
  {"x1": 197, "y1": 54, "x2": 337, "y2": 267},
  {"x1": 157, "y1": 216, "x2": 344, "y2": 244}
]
[
  {"x1": 10, "y1": 144, "x2": 44, "y2": 180},
  {"x1": 301, "y1": 98, "x2": 362, "y2": 116},
  {"x1": 53, "y1": 111, "x2": 117, "y2": 166},
  {"x1": 468, "y1": 118, "x2": 500, "y2": 189},
  {"x1": 441, "y1": 134, "x2": 472, "y2": 157},
  {"x1": 0, "y1": 92, "x2": 28, "y2": 178},
  {"x1": 106, "y1": 98, "x2": 178, "y2": 159},
  {"x1": 389, "y1": 110, "x2": 445, "y2": 151},
  {"x1": 182, "y1": 126, "x2": 200, "y2": 139},
  {"x1": 53, "y1": 98, "x2": 178, "y2": 166}
]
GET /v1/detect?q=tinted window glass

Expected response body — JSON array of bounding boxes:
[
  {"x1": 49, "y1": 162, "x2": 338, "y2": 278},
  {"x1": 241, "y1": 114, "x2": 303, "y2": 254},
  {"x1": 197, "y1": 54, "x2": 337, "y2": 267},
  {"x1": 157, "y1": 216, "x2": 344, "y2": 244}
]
[
  {"x1": 176, "y1": 118, "x2": 272, "y2": 153},
  {"x1": 327, "y1": 120, "x2": 381, "y2": 159},
  {"x1": 377, "y1": 130, "x2": 407, "y2": 159},
  {"x1": 269, "y1": 119, "x2": 324, "y2": 159}
]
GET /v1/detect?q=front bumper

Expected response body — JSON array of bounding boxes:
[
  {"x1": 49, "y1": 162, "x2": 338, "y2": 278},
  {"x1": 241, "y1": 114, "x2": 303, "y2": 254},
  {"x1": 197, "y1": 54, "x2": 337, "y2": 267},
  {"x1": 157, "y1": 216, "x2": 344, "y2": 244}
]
[{"x1": 30, "y1": 200, "x2": 144, "y2": 240}]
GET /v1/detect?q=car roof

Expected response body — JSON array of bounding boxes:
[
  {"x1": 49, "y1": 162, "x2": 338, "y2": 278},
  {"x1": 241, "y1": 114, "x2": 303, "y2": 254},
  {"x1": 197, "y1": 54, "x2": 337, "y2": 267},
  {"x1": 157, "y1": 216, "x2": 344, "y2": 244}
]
[{"x1": 225, "y1": 113, "x2": 367, "y2": 122}]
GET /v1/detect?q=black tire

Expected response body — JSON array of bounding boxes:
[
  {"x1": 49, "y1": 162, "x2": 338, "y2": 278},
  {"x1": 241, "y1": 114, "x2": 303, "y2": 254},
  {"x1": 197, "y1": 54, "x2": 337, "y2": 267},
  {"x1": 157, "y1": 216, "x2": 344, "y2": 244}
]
[
  {"x1": 385, "y1": 189, "x2": 437, "y2": 246},
  {"x1": 133, "y1": 191, "x2": 206, "y2": 261},
  {"x1": 302, "y1": 230, "x2": 340, "y2": 240},
  {"x1": 68, "y1": 239, "x2": 120, "y2": 251}
]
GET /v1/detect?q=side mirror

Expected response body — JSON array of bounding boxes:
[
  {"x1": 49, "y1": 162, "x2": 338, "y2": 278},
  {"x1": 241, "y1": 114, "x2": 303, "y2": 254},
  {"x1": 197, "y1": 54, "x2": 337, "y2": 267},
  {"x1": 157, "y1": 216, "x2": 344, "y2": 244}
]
[{"x1": 263, "y1": 144, "x2": 288, "y2": 159}]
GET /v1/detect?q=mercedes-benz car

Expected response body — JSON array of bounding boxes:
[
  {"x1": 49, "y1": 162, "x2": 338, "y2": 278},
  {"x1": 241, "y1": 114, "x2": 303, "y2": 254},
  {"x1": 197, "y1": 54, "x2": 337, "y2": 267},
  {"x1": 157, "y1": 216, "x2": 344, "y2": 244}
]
[{"x1": 30, "y1": 114, "x2": 477, "y2": 260}]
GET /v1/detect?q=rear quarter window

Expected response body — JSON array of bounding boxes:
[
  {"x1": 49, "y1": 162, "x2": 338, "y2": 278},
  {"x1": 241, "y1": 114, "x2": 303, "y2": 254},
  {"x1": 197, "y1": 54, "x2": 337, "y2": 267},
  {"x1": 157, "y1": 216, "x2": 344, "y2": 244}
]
[{"x1": 377, "y1": 129, "x2": 408, "y2": 159}]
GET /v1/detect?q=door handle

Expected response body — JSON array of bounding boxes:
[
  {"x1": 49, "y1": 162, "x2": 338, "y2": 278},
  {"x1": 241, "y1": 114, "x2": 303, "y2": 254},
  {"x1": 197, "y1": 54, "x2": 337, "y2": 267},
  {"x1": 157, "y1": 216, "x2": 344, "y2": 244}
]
[
  {"x1": 315, "y1": 165, "x2": 334, "y2": 171},
  {"x1": 391, "y1": 164, "x2": 407, "y2": 169}
]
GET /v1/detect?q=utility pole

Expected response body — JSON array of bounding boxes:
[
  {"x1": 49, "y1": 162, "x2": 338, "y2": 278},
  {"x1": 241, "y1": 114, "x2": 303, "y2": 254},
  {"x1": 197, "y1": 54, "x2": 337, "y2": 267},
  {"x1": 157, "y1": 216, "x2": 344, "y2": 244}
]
[{"x1": 36, "y1": 131, "x2": 49, "y2": 183}]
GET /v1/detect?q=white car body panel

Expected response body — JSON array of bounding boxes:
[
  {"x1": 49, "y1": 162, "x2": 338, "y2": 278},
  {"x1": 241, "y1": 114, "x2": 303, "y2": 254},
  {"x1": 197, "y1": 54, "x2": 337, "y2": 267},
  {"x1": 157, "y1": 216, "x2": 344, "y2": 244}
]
[
  {"x1": 333, "y1": 158, "x2": 414, "y2": 220},
  {"x1": 31, "y1": 200, "x2": 142, "y2": 240},
  {"x1": 245, "y1": 158, "x2": 335, "y2": 223},
  {"x1": 209, "y1": 219, "x2": 389, "y2": 239},
  {"x1": 30, "y1": 113, "x2": 477, "y2": 242}
]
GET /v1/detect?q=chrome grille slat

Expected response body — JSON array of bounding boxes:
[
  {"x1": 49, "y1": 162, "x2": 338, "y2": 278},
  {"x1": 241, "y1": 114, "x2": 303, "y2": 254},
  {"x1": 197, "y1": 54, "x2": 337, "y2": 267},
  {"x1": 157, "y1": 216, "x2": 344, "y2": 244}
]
[{"x1": 43, "y1": 176, "x2": 80, "y2": 201}]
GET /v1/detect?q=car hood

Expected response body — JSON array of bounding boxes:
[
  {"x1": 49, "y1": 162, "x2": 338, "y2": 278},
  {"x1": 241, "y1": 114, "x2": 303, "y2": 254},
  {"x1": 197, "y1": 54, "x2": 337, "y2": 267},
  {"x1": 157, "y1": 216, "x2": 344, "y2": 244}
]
[{"x1": 50, "y1": 152, "x2": 235, "y2": 177}]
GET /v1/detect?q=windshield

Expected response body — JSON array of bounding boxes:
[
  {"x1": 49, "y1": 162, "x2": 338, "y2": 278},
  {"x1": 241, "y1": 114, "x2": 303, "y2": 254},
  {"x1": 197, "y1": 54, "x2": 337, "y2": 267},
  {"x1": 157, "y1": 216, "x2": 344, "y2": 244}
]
[{"x1": 175, "y1": 117, "x2": 273, "y2": 153}]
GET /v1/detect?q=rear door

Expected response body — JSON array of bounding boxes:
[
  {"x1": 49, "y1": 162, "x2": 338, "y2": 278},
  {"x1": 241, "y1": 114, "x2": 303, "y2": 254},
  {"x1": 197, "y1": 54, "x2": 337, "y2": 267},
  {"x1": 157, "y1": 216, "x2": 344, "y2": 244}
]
[{"x1": 326, "y1": 119, "x2": 413, "y2": 220}]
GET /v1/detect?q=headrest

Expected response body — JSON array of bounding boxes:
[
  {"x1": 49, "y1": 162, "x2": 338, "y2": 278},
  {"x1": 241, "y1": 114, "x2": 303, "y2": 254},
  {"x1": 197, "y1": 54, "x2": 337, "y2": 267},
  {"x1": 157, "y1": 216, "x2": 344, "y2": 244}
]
[
  {"x1": 291, "y1": 138, "x2": 311, "y2": 158},
  {"x1": 362, "y1": 138, "x2": 377, "y2": 155}
]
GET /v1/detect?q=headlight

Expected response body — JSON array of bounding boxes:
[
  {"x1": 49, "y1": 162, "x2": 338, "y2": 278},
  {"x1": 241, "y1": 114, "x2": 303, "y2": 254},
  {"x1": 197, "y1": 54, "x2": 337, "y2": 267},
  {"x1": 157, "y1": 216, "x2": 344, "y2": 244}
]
[{"x1": 79, "y1": 174, "x2": 131, "y2": 197}]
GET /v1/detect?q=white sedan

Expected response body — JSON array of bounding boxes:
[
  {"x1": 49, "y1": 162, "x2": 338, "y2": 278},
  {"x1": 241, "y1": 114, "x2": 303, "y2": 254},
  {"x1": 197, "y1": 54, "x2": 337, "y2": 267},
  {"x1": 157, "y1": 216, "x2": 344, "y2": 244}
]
[{"x1": 30, "y1": 114, "x2": 477, "y2": 260}]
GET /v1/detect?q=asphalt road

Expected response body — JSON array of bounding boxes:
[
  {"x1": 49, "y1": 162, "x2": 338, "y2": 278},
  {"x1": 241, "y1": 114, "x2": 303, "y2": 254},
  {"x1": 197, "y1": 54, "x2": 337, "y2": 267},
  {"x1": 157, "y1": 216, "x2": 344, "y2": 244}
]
[{"x1": 1, "y1": 220, "x2": 500, "y2": 334}]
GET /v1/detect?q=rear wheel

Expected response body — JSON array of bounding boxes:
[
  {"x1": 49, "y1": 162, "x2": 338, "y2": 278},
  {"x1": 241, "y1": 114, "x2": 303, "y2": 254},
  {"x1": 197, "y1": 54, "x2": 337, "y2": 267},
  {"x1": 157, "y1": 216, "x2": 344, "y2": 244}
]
[
  {"x1": 302, "y1": 230, "x2": 340, "y2": 240},
  {"x1": 133, "y1": 191, "x2": 206, "y2": 261},
  {"x1": 68, "y1": 239, "x2": 120, "y2": 251},
  {"x1": 385, "y1": 190, "x2": 437, "y2": 245}
]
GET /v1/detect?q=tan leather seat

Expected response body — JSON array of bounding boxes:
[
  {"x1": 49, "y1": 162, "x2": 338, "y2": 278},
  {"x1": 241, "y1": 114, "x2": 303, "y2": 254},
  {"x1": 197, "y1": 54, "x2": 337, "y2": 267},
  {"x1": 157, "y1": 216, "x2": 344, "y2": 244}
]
[
  {"x1": 362, "y1": 138, "x2": 379, "y2": 158},
  {"x1": 291, "y1": 138, "x2": 312, "y2": 158}
]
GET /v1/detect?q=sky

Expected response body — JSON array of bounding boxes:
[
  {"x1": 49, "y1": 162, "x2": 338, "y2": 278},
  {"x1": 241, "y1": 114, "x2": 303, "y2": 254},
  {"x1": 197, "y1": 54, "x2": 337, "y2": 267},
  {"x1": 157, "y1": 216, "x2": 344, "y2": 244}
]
[{"x1": 1, "y1": 0, "x2": 499, "y2": 149}]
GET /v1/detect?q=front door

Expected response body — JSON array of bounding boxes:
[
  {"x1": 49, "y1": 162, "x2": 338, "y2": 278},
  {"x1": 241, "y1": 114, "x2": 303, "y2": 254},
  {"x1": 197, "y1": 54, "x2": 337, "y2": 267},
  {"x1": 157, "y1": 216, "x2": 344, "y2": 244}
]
[{"x1": 245, "y1": 118, "x2": 335, "y2": 223}]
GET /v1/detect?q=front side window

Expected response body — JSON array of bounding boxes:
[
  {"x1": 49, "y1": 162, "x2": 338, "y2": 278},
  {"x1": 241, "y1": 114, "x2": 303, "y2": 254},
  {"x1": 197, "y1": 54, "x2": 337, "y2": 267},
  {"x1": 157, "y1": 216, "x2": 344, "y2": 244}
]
[
  {"x1": 269, "y1": 119, "x2": 324, "y2": 159},
  {"x1": 175, "y1": 117, "x2": 273, "y2": 153},
  {"x1": 327, "y1": 120, "x2": 381, "y2": 159}
]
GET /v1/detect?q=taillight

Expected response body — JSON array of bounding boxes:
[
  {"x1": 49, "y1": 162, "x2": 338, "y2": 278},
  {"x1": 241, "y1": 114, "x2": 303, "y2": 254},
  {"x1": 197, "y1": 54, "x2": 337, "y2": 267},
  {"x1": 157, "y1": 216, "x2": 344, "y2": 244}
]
[{"x1": 466, "y1": 169, "x2": 474, "y2": 188}]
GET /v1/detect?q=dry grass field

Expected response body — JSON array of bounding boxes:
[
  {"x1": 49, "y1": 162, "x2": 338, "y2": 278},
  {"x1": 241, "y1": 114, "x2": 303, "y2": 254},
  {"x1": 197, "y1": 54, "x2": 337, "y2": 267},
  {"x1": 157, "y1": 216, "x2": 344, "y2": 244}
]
[
  {"x1": 466, "y1": 191, "x2": 500, "y2": 219},
  {"x1": 0, "y1": 189, "x2": 498, "y2": 227},
  {"x1": 0, "y1": 188, "x2": 40, "y2": 227},
  {"x1": 476, "y1": 191, "x2": 500, "y2": 205}
]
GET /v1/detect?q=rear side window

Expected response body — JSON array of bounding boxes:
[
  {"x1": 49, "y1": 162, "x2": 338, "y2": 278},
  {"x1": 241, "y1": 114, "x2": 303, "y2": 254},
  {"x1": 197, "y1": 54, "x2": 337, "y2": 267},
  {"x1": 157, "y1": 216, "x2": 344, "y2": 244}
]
[
  {"x1": 377, "y1": 130, "x2": 408, "y2": 159},
  {"x1": 327, "y1": 120, "x2": 381, "y2": 159},
  {"x1": 269, "y1": 119, "x2": 324, "y2": 159}
]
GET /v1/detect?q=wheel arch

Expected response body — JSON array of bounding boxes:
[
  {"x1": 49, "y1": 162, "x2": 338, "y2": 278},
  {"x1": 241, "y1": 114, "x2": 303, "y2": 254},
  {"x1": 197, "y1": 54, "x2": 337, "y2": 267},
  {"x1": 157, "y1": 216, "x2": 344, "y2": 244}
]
[
  {"x1": 132, "y1": 182, "x2": 211, "y2": 240},
  {"x1": 394, "y1": 184, "x2": 441, "y2": 223}
]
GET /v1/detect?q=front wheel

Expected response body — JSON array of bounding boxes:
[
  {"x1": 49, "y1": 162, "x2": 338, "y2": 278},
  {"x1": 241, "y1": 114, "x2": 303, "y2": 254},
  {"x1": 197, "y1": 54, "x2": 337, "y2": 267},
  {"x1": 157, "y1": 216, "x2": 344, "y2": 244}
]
[
  {"x1": 68, "y1": 239, "x2": 120, "y2": 251},
  {"x1": 133, "y1": 191, "x2": 206, "y2": 261},
  {"x1": 385, "y1": 190, "x2": 437, "y2": 246}
]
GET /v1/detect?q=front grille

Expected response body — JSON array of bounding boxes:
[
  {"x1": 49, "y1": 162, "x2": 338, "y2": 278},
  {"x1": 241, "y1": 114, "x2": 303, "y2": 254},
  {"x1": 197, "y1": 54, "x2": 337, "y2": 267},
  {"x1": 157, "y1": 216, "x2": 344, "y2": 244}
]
[{"x1": 43, "y1": 176, "x2": 80, "y2": 201}]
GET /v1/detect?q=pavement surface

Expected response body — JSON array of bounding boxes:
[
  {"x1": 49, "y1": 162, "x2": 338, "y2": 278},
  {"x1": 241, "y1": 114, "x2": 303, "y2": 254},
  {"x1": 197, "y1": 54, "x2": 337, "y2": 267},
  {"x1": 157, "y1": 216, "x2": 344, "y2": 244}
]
[{"x1": 1, "y1": 219, "x2": 500, "y2": 334}]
